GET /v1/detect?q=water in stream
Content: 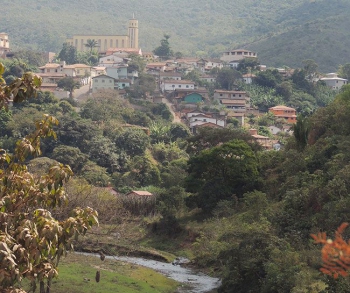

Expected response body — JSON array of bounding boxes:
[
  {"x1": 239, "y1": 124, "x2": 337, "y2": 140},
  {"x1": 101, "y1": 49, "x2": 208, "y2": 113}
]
[{"x1": 81, "y1": 253, "x2": 221, "y2": 293}]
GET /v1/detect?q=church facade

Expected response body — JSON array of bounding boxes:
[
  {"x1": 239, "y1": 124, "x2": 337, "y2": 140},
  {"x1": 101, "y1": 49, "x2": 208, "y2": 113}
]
[{"x1": 66, "y1": 18, "x2": 139, "y2": 53}]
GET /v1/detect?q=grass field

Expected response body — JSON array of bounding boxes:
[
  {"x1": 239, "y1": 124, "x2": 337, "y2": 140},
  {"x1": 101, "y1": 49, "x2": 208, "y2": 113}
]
[{"x1": 26, "y1": 253, "x2": 179, "y2": 293}]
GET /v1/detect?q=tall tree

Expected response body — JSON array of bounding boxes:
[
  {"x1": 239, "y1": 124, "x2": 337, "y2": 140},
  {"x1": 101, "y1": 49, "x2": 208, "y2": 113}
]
[
  {"x1": 84, "y1": 39, "x2": 98, "y2": 54},
  {"x1": 57, "y1": 77, "x2": 80, "y2": 98},
  {"x1": 57, "y1": 43, "x2": 78, "y2": 65},
  {"x1": 185, "y1": 139, "x2": 259, "y2": 212},
  {"x1": 153, "y1": 34, "x2": 173, "y2": 59}
]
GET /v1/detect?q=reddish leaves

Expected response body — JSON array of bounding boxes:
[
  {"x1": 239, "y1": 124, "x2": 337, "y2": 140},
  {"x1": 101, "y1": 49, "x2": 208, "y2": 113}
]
[{"x1": 312, "y1": 223, "x2": 350, "y2": 279}]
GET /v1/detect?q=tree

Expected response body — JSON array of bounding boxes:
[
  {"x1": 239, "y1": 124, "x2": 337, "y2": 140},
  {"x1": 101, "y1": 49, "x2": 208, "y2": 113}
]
[
  {"x1": 237, "y1": 57, "x2": 260, "y2": 74},
  {"x1": 215, "y1": 67, "x2": 242, "y2": 90},
  {"x1": 253, "y1": 69, "x2": 282, "y2": 88},
  {"x1": 57, "y1": 43, "x2": 77, "y2": 65},
  {"x1": 153, "y1": 34, "x2": 173, "y2": 59},
  {"x1": 84, "y1": 39, "x2": 98, "y2": 54},
  {"x1": 338, "y1": 63, "x2": 350, "y2": 81},
  {"x1": 185, "y1": 139, "x2": 259, "y2": 212},
  {"x1": 0, "y1": 63, "x2": 98, "y2": 293},
  {"x1": 57, "y1": 77, "x2": 80, "y2": 98},
  {"x1": 302, "y1": 59, "x2": 318, "y2": 81}
]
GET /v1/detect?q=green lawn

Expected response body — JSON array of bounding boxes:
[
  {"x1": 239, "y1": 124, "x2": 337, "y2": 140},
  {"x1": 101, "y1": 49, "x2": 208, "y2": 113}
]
[{"x1": 28, "y1": 253, "x2": 179, "y2": 293}]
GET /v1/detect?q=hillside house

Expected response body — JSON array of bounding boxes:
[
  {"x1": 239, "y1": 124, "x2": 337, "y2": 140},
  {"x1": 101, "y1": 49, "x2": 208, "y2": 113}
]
[
  {"x1": 159, "y1": 72, "x2": 182, "y2": 81},
  {"x1": 249, "y1": 129, "x2": 272, "y2": 149},
  {"x1": 161, "y1": 79, "x2": 195, "y2": 92},
  {"x1": 146, "y1": 62, "x2": 167, "y2": 74},
  {"x1": 320, "y1": 73, "x2": 347, "y2": 90},
  {"x1": 196, "y1": 58, "x2": 223, "y2": 72},
  {"x1": 269, "y1": 105, "x2": 297, "y2": 124},
  {"x1": 126, "y1": 190, "x2": 153, "y2": 197},
  {"x1": 242, "y1": 73, "x2": 256, "y2": 84},
  {"x1": 92, "y1": 75, "x2": 116, "y2": 92},
  {"x1": 214, "y1": 90, "x2": 250, "y2": 112},
  {"x1": 91, "y1": 66, "x2": 106, "y2": 77},
  {"x1": 98, "y1": 55, "x2": 124, "y2": 67},
  {"x1": 173, "y1": 92, "x2": 204, "y2": 109},
  {"x1": 186, "y1": 110, "x2": 226, "y2": 132},
  {"x1": 221, "y1": 49, "x2": 257, "y2": 63}
]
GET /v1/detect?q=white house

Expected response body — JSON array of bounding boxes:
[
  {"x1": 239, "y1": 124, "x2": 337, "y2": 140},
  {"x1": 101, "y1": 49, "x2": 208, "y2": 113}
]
[
  {"x1": 99, "y1": 54, "x2": 124, "y2": 67},
  {"x1": 161, "y1": 79, "x2": 195, "y2": 92},
  {"x1": 320, "y1": 73, "x2": 347, "y2": 90},
  {"x1": 189, "y1": 114, "x2": 225, "y2": 127}
]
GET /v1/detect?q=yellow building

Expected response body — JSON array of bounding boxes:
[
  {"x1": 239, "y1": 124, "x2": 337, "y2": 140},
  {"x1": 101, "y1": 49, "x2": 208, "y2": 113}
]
[{"x1": 66, "y1": 18, "x2": 139, "y2": 53}]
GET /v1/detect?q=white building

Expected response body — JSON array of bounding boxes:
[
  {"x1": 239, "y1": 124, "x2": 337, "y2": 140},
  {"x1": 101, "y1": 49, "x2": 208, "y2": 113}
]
[
  {"x1": 161, "y1": 79, "x2": 195, "y2": 92},
  {"x1": 320, "y1": 73, "x2": 347, "y2": 90}
]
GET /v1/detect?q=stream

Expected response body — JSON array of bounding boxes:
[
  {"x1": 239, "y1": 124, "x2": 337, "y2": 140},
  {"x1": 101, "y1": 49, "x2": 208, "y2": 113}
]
[{"x1": 80, "y1": 253, "x2": 221, "y2": 293}]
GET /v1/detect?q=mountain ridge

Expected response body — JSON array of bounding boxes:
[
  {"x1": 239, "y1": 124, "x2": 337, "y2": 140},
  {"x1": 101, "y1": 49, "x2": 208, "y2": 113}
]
[{"x1": 1, "y1": 0, "x2": 349, "y2": 71}]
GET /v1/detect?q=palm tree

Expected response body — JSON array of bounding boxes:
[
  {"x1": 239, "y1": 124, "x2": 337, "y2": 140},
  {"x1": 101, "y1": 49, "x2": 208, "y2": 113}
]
[{"x1": 84, "y1": 39, "x2": 98, "y2": 54}]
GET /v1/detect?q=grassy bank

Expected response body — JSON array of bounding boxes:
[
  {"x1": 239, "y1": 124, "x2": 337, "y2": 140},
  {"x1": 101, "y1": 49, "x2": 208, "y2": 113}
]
[{"x1": 27, "y1": 253, "x2": 179, "y2": 293}]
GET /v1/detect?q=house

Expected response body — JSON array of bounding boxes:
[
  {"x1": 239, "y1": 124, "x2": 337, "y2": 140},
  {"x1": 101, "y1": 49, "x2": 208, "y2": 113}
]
[
  {"x1": 105, "y1": 47, "x2": 142, "y2": 57},
  {"x1": 99, "y1": 54, "x2": 124, "y2": 66},
  {"x1": 92, "y1": 74, "x2": 116, "y2": 92},
  {"x1": 159, "y1": 72, "x2": 182, "y2": 81},
  {"x1": 269, "y1": 105, "x2": 297, "y2": 124},
  {"x1": 182, "y1": 93, "x2": 204, "y2": 104},
  {"x1": 186, "y1": 110, "x2": 226, "y2": 132},
  {"x1": 161, "y1": 79, "x2": 195, "y2": 92},
  {"x1": 73, "y1": 64, "x2": 91, "y2": 77},
  {"x1": 196, "y1": 58, "x2": 223, "y2": 72},
  {"x1": 126, "y1": 190, "x2": 154, "y2": 196},
  {"x1": 214, "y1": 90, "x2": 250, "y2": 112},
  {"x1": 116, "y1": 79, "x2": 131, "y2": 89},
  {"x1": 146, "y1": 62, "x2": 167, "y2": 73},
  {"x1": 227, "y1": 111, "x2": 245, "y2": 126},
  {"x1": 91, "y1": 66, "x2": 106, "y2": 77},
  {"x1": 221, "y1": 49, "x2": 257, "y2": 63},
  {"x1": 214, "y1": 90, "x2": 249, "y2": 100},
  {"x1": 242, "y1": 73, "x2": 256, "y2": 84},
  {"x1": 173, "y1": 92, "x2": 204, "y2": 109},
  {"x1": 220, "y1": 99, "x2": 246, "y2": 112},
  {"x1": 38, "y1": 63, "x2": 63, "y2": 74},
  {"x1": 249, "y1": 129, "x2": 273, "y2": 149},
  {"x1": 106, "y1": 65, "x2": 128, "y2": 80},
  {"x1": 192, "y1": 122, "x2": 224, "y2": 134},
  {"x1": 66, "y1": 18, "x2": 139, "y2": 53},
  {"x1": 320, "y1": 73, "x2": 348, "y2": 90}
]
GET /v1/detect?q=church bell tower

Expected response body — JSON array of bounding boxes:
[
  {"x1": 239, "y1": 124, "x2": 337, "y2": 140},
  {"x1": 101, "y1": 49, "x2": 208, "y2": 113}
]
[{"x1": 128, "y1": 15, "x2": 139, "y2": 49}]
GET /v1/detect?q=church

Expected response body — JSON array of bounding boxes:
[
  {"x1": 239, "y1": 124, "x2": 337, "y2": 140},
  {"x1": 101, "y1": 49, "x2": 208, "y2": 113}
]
[{"x1": 66, "y1": 17, "x2": 139, "y2": 53}]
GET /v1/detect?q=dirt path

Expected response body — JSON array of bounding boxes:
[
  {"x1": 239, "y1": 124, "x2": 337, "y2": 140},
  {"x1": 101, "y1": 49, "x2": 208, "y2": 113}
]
[{"x1": 162, "y1": 97, "x2": 182, "y2": 123}]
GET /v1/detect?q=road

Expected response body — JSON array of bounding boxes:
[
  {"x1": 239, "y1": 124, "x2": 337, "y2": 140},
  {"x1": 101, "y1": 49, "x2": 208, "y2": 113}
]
[{"x1": 162, "y1": 97, "x2": 182, "y2": 123}]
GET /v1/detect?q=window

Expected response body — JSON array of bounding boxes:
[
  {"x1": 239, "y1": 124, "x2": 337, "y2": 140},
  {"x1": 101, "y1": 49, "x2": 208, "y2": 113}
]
[
  {"x1": 220, "y1": 94, "x2": 223, "y2": 96},
  {"x1": 178, "y1": 85, "x2": 181, "y2": 88},
  {"x1": 239, "y1": 94, "x2": 241, "y2": 97},
  {"x1": 95, "y1": 80, "x2": 98, "y2": 82},
  {"x1": 109, "y1": 80, "x2": 112, "y2": 83},
  {"x1": 186, "y1": 85, "x2": 189, "y2": 88},
  {"x1": 102, "y1": 80, "x2": 105, "y2": 83},
  {"x1": 47, "y1": 69, "x2": 50, "y2": 73}
]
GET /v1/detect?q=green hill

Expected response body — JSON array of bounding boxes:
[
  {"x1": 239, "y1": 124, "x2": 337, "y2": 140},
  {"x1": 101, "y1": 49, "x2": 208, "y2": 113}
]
[{"x1": 1, "y1": 0, "x2": 349, "y2": 71}]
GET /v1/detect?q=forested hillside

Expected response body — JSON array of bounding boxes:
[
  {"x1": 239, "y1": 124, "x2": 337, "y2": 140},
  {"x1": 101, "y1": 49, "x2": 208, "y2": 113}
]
[{"x1": 2, "y1": 0, "x2": 350, "y2": 71}]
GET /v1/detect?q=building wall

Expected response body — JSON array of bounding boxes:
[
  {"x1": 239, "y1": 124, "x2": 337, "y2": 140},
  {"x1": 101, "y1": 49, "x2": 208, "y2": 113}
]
[
  {"x1": 162, "y1": 82, "x2": 194, "y2": 91},
  {"x1": 92, "y1": 76, "x2": 115, "y2": 92},
  {"x1": 183, "y1": 93, "x2": 203, "y2": 104},
  {"x1": 66, "y1": 19, "x2": 138, "y2": 52}
]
